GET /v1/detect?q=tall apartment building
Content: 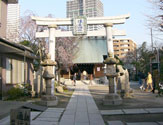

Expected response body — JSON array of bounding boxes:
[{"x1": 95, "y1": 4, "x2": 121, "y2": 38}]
[
  {"x1": 6, "y1": 2, "x2": 19, "y2": 42},
  {"x1": 0, "y1": 0, "x2": 8, "y2": 38},
  {"x1": 0, "y1": 0, "x2": 19, "y2": 42},
  {"x1": 113, "y1": 39, "x2": 137, "y2": 59},
  {"x1": 66, "y1": 0, "x2": 104, "y2": 31}
]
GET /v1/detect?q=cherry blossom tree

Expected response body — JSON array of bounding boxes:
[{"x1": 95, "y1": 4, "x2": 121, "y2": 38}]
[{"x1": 55, "y1": 36, "x2": 80, "y2": 80}]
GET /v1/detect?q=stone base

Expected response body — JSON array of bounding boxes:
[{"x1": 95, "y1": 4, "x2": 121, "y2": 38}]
[
  {"x1": 39, "y1": 95, "x2": 58, "y2": 107},
  {"x1": 120, "y1": 89, "x2": 134, "y2": 98},
  {"x1": 103, "y1": 93, "x2": 122, "y2": 105}
]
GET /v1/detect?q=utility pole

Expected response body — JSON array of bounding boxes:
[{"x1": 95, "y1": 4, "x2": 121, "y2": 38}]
[
  {"x1": 150, "y1": 28, "x2": 154, "y2": 73},
  {"x1": 156, "y1": 48, "x2": 160, "y2": 76},
  {"x1": 151, "y1": 28, "x2": 154, "y2": 52}
]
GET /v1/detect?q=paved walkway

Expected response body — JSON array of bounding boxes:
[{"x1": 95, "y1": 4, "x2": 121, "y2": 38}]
[
  {"x1": 59, "y1": 81, "x2": 105, "y2": 125},
  {"x1": 1, "y1": 81, "x2": 163, "y2": 125}
]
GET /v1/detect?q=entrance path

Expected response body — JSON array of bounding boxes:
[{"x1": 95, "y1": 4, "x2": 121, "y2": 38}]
[{"x1": 59, "y1": 81, "x2": 105, "y2": 125}]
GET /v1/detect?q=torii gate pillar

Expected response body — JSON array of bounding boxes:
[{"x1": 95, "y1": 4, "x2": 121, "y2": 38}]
[
  {"x1": 48, "y1": 24, "x2": 57, "y2": 61},
  {"x1": 104, "y1": 23, "x2": 114, "y2": 56},
  {"x1": 48, "y1": 24, "x2": 57, "y2": 96}
]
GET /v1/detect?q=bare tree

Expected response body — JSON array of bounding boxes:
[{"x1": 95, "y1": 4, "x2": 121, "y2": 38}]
[
  {"x1": 19, "y1": 10, "x2": 37, "y2": 43},
  {"x1": 147, "y1": 0, "x2": 163, "y2": 31}
]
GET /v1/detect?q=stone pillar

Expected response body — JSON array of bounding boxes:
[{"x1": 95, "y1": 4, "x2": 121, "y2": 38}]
[
  {"x1": 104, "y1": 23, "x2": 114, "y2": 57},
  {"x1": 48, "y1": 24, "x2": 57, "y2": 95},
  {"x1": 48, "y1": 24, "x2": 57, "y2": 61}
]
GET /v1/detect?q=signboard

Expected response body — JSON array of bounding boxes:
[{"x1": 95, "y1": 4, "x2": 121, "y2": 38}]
[
  {"x1": 73, "y1": 16, "x2": 87, "y2": 35},
  {"x1": 10, "y1": 108, "x2": 30, "y2": 125},
  {"x1": 97, "y1": 67, "x2": 100, "y2": 72}
]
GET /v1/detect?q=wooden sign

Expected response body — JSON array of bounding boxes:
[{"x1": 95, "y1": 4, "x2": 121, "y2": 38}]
[{"x1": 73, "y1": 16, "x2": 87, "y2": 35}]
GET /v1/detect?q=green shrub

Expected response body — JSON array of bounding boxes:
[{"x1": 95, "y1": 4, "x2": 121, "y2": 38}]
[
  {"x1": 23, "y1": 84, "x2": 32, "y2": 97},
  {"x1": 7, "y1": 88, "x2": 24, "y2": 100}
]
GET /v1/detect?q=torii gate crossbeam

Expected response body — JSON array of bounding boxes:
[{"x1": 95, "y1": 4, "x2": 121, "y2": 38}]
[{"x1": 32, "y1": 14, "x2": 130, "y2": 61}]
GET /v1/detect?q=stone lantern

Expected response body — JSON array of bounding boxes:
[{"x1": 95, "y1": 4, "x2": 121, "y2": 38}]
[
  {"x1": 40, "y1": 53, "x2": 58, "y2": 106},
  {"x1": 103, "y1": 53, "x2": 122, "y2": 105}
]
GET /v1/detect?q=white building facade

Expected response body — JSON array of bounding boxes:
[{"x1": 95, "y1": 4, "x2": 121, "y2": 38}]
[
  {"x1": 6, "y1": 3, "x2": 20, "y2": 42},
  {"x1": 66, "y1": 0, "x2": 104, "y2": 31}
]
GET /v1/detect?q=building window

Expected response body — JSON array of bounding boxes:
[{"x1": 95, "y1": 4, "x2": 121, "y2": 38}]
[
  {"x1": 6, "y1": 58, "x2": 25, "y2": 84},
  {"x1": 120, "y1": 44, "x2": 128, "y2": 47},
  {"x1": 6, "y1": 58, "x2": 12, "y2": 84},
  {"x1": 124, "y1": 49, "x2": 128, "y2": 52}
]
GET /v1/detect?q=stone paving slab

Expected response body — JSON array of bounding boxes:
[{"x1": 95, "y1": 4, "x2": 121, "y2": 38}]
[
  {"x1": 31, "y1": 112, "x2": 41, "y2": 120},
  {"x1": 126, "y1": 122, "x2": 158, "y2": 125},
  {"x1": 59, "y1": 120, "x2": 74, "y2": 125},
  {"x1": 39, "y1": 112, "x2": 61, "y2": 118},
  {"x1": 75, "y1": 122, "x2": 89, "y2": 125},
  {"x1": 45, "y1": 108, "x2": 64, "y2": 113},
  {"x1": 90, "y1": 120, "x2": 105, "y2": 125},
  {"x1": 101, "y1": 110, "x2": 124, "y2": 115},
  {"x1": 107, "y1": 121, "x2": 124, "y2": 125},
  {"x1": 36, "y1": 117, "x2": 59, "y2": 122},
  {"x1": 32, "y1": 108, "x2": 64, "y2": 125},
  {"x1": 89, "y1": 114, "x2": 105, "y2": 125},
  {"x1": 75, "y1": 112, "x2": 89, "y2": 123},
  {"x1": 158, "y1": 122, "x2": 163, "y2": 125},
  {"x1": 31, "y1": 120, "x2": 58, "y2": 125},
  {"x1": 123, "y1": 109, "x2": 148, "y2": 115},
  {"x1": 101, "y1": 108, "x2": 163, "y2": 116},
  {"x1": 61, "y1": 114, "x2": 75, "y2": 121},
  {"x1": 63, "y1": 109, "x2": 76, "y2": 115},
  {"x1": 144, "y1": 108, "x2": 163, "y2": 114},
  {"x1": 88, "y1": 109, "x2": 100, "y2": 114}
]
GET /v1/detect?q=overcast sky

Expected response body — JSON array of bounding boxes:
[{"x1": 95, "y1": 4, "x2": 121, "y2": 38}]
[{"x1": 19, "y1": 0, "x2": 160, "y2": 47}]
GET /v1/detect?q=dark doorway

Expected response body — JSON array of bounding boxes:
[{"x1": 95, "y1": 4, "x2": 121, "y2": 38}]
[
  {"x1": 0, "y1": 56, "x2": 2, "y2": 100},
  {"x1": 77, "y1": 64, "x2": 94, "y2": 74},
  {"x1": 70, "y1": 64, "x2": 94, "y2": 80}
]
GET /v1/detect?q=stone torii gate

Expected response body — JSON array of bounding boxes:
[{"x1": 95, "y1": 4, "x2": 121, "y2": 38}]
[
  {"x1": 32, "y1": 14, "x2": 130, "y2": 103},
  {"x1": 32, "y1": 14, "x2": 130, "y2": 61}
]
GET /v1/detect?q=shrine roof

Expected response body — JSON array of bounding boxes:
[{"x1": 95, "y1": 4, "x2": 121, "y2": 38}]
[{"x1": 73, "y1": 37, "x2": 107, "y2": 64}]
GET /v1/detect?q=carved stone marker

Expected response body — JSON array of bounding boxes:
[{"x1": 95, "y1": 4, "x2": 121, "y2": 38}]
[
  {"x1": 117, "y1": 65, "x2": 132, "y2": 98},
  {"x1": 40, "y1": 53, "x2": 58, "y2": 106},
  {"x1": 10, "y1": 108, "x2": 30, "y2": 125},
  {"x1": 103, "y1": 53, "x2": 122, "y2": 105}
]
